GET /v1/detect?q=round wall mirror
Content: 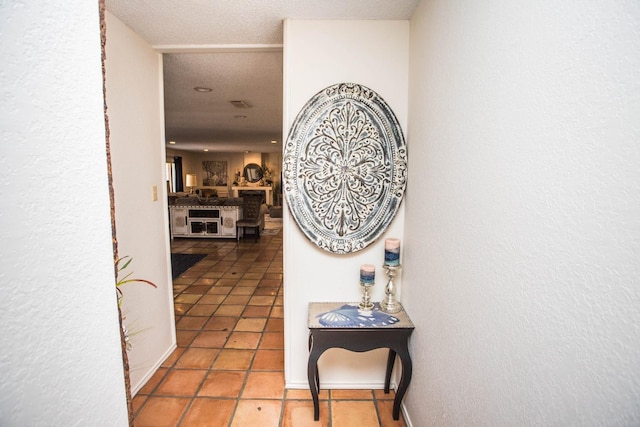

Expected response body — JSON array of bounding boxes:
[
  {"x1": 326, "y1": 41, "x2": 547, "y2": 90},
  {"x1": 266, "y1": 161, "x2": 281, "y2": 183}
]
[{"x1": 243, "y1": 163, "x2": 263, "y2": 183}]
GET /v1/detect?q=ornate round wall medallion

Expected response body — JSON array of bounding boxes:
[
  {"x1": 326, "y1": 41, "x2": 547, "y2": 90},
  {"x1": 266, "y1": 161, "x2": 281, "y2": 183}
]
[{"x1": 284, "y1": 83, "x2": 407, "y2": 254}]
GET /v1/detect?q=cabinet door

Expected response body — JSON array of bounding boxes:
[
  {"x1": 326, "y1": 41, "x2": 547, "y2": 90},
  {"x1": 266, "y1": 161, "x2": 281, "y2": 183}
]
[
  {"x1": 171, "y1": 208, "x2": 189, "y2": 236},
  {"x1": 219, "y1": 209, "x2": 238, "y2": 237}
]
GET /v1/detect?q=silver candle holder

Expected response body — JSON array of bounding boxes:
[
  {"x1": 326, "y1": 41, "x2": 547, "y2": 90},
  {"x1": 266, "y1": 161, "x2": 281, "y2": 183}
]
[
  {"x1": 380, "y1": 263, "x2": 402, "y2": 313},
  {"x1": 358, "y1": 280, "x2": 375, "y2": 311}
]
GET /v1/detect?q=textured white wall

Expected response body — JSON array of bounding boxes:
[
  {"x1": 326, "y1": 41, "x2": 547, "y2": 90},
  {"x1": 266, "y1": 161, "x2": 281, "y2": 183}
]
[
  {"x1": 404, "y1": 0, "x2": 640, "y2": 425},
  {"x1": 105, "y1": 12, "x2": 176, "y2": 393},
  {"x1": 0, "y1": 2, "x2": 129, "y2": 426},
  {"x1": 283, "y1": 20, "x2": 409, "y2": 388}
]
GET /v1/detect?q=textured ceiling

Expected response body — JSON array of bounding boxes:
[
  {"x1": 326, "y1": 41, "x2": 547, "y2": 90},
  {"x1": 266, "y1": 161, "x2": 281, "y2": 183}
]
[{"x1": 106, "y1": 0, "x2": 420, "y2": 153}]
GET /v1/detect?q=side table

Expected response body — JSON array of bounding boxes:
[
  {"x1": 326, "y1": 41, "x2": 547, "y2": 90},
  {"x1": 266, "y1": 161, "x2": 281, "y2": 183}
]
[{"x1": 307, "y1": 302, "x2": 415, "y2": 421}]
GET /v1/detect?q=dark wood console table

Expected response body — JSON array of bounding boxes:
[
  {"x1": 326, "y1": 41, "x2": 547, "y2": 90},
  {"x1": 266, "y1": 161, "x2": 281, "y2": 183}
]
[{"x1": 307, "y1": 302, "x2": 414, "y2": 421}]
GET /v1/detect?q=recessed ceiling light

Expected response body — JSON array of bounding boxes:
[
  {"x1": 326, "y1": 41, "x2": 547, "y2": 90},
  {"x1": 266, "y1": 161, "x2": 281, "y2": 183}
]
[
  {"x1": 203, "y1": 149, "x2": 209, "y2": 152},
  {"x1": 194, "y1": 86, "x2": 212, "y2": 92},
  {"x1": 270, "y1": 140, "x2": 277, "y2": 144},
  {"x1": 169, "y1": 140, "x2": 176, "y2": 145}
]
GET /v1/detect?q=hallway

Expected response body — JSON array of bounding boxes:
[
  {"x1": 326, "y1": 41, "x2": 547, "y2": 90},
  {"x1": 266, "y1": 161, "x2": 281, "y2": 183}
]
[{"x1": 133, "y1": 224, "x2": 405, "y2": 426}]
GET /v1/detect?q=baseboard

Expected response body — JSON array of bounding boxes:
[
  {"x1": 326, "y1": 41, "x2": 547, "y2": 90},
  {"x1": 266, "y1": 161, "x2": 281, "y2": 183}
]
[{"x1": 130, "y1": 343, "x2": 177, "y2": 396}]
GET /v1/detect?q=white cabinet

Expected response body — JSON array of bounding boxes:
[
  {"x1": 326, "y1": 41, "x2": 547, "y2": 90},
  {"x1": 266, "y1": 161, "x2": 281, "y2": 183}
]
[
  {"x1": 219, "y1": 211, "x2": 238, "y2": 236},
  {"x1": 170, "y1": 205, "x2": 240, "y2": 239},
  {"x1": 171, "y1": 207, "x2": 189, "y2": 236}
]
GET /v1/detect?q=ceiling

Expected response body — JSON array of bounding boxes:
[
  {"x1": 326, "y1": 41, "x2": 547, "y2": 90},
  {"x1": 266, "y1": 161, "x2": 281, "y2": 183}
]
[{"x1": 105, "y1": 0, "x2": 420, "y2": 153}]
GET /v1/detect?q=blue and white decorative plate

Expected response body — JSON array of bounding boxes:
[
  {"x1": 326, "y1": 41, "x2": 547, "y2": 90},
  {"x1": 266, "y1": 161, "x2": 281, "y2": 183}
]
[{"x1": 284, "y1": 83, "x2": 407, "y2": 254}]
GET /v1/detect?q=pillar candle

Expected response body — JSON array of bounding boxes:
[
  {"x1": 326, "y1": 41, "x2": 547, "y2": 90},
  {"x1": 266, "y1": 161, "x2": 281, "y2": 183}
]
[
  {"x1": 360, "y1": 264, "x2": 375, "y2": 284},
  {"x1": 384, "y1": 238, "x2": 401, "y2": 266}
]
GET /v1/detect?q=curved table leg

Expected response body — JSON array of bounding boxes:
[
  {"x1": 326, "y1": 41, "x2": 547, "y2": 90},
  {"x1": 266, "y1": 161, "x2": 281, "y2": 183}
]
[
  {"x1": 384, "y1": 349, "x2": 396, "y2": 393},
  {"x1": 393, "y1": 347, "x2": 413, "y2": 420},
  {"x1": 307, "y1": 335, "x2": 324, "y2": 421}
]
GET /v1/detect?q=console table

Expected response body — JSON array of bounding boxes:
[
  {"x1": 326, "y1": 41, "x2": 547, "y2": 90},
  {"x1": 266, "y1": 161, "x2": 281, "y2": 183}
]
[{"x1": 307, "y1": 302, "x2": 414, "y2": 421}]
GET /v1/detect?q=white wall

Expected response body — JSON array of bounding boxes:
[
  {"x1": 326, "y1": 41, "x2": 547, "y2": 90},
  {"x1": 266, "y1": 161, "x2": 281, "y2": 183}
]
[
  {"x1": 0, "y1": 2, "x2": 129, "y2": 426},
  {"x1": 283, "y1": 20, "x2": 409, "y2": 388},
  {"x1": 404, "y1": 1, "x2": 640, "y2": 425},
  {"x1": 105, "y1": 12, "x2": 176, "y2": 394}
]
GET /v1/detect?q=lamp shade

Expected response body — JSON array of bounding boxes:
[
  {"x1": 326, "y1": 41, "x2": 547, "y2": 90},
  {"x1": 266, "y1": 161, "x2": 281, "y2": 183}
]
[{"x1": 185, "y1": 174, "x2": 197, "y2": 188}]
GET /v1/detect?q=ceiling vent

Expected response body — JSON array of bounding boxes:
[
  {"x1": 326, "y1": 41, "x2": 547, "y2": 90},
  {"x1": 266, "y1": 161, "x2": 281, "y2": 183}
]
[{"x1": 229, "y1": 100, "x2": 251, "y2": 109}]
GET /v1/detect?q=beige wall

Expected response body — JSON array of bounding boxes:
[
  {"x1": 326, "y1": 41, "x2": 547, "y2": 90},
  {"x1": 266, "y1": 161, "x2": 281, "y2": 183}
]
[
  {"x1": 283, "y1": 20, "x2": 409, "y2": 389},
  {"x1": 0, "y1": 2, "x2": 129, "y2": 424},
  {"x1": 404, "y1": 1, "x2": 640, "y2": 425},
  {"x1": 105, "y1": 12, "x2": 176, "y2": 394}
]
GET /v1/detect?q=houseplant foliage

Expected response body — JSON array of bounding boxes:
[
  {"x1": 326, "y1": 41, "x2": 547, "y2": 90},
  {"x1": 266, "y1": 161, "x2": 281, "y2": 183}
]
[{"x1": 115, "y1": 256, "x2": 157, "y2": 350}]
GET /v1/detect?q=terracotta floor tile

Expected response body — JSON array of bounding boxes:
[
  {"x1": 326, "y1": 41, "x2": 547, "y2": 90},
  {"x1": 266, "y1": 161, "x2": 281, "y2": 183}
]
[
  {"x1": 176, "y1": 315, "x2": 208, "y2": 330},
  {"x1": 180, "y1": 398, "x2": 236, "y2": 426},
  {"x1": 374, "y1": 388, "x2": 397, "y2": 400},
  {"x1": 203, "y1": 316, "x2": 238, "y2": 331},
  {"x1": 161, "y1": 347, "x2": 185, "y2": 368},
  {"x1": 187, "y1": 304, "x2": 219, "y2": 316},
  {"x1": 238, "y1": 278, "x2": 261, "y2": 286},
  {"x1": 223, "y1": 295, "x2": 252, "y2": 305},
  {"x1": 155, "y1": 368, "x2": 207, "y2": 396},
  {"x1": 230, "y1": 399, "x2": 282, "y2": 427},
  {"x1": 259, "y1": 332, "x2": 284, "y2": 349},
  {"x1": 242, "y1": 305, "x2": 271, "y2": 317},
  {"x1": 285, "y1": 388, "x2": 329, "y2": 400},
  {"x1": 251, "y1": 349, "x2": 284, "y2": 371},
  {"x1": 183, "y1": 284, "x2": 212, "y2": 294},
  {"x1": 191, "y1": 331, "x2": 230, "y2": 348},
  {"x1": 174, "y1": 293, "x2": 201, "y2": 304},
  {"x1": 230, "y1": 286, "x2": 256, "y2": 295},
  {"x1": 215, "y1": 304, "x2": 245, "y2": 316},
  {"x1": 213, "y1": 349, "x2": 255, "y2": 370},
  {"x1": 217, "y1": 278, "x2": 239, "y2": 287},
  {"x1": 270, "y1": 305, "x2": 284, "y2": 318},
  {"x1": 137, "y1": 367, "x2": 167, "y2": 394},
  {"x1": 176, "y1": 330, "x2": 198, "y2": 347},
  {"x1": 331, "y1": 389, "x2": 374, "y2": 399},
  {"x1": 134, "y1": 397, "x2": 190, "y2": 427},
  {"x1": 331, "y1": 400, "x2": 379, "y2": 426},
  {"x1": 225, "y1": 331, "x2": 262, "y2": 349},
  {"x1": 248, "y1": 295, "x2": 276, "y2": 306},
  {"x1": 265, "y1": 318, "x2": 284, "y2": 332},
  {"x1": 282, "y1": 400, "x2": 330, "y2": 427},
  {"x1": 254, "y1": 286, "x2": 279, "y2": 296},
  {"x1": 376, "y1": 399, "x2": 406, "y2": 426},
  {"x1": 175, "y1": 347, "x2": 219, "y2": 369},
  {"x1": 201, "y1": 271, "x2": 224, "y2": 279},
  {"x1": 198, "y1": 294, "x2": 227, "y2": 304},
  {"x1": 193, "y1": 277, "x2": 217, "y2": 286},
  {"x1": 241, "y1": 371, "x2": 285, "y2": 399},
  {"x1": 235, "y1": 317, "x2": 267, "y2": 332},
  {"x1": 208, "y1": 286, "x2": 232, "y2": 295},
  {"x1": 259, "y1": 278, "x2": 281, "y2": 287},
  {"x1": 173, "y1": 303, "x2": 191, "y2": 316},
  {"x1": 132, "y1": 394, "x2": 147, "y2": 416},
  {"x1": 198, "y1": 370, "x2": 246, "y2": 397}
]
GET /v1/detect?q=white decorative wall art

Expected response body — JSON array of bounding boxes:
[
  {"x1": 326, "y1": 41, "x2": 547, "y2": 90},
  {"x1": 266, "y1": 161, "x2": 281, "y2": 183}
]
[{"x1": 284, "y1": 83, "x2": 407, "y2": 254}]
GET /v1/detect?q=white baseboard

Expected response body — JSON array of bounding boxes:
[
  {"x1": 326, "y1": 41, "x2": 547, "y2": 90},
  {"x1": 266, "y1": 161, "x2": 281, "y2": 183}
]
[{"x1": 130, "y1": 343, "x2": 177, "y2": 396}]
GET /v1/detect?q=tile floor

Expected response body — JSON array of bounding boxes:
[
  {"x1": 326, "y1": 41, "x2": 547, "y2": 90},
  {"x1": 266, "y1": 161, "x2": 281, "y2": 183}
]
[{"x1": 133, "y1": 225, "x2": 406, "y2": 426}]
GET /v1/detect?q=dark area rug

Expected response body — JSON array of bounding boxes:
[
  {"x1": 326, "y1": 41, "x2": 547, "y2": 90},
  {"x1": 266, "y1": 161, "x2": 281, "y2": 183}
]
[{"x1": 171, "y1": 253, "x2": 207, "y2": 279}]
